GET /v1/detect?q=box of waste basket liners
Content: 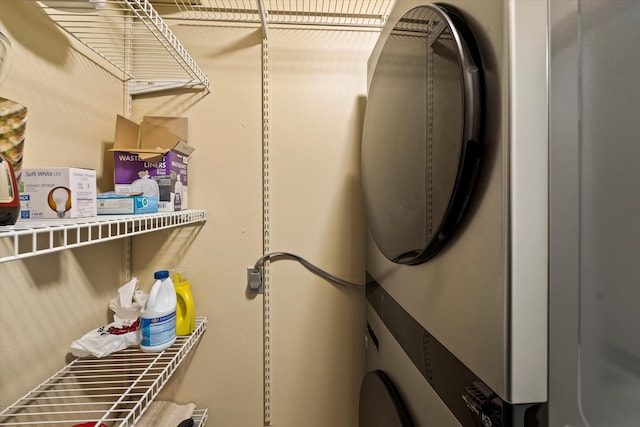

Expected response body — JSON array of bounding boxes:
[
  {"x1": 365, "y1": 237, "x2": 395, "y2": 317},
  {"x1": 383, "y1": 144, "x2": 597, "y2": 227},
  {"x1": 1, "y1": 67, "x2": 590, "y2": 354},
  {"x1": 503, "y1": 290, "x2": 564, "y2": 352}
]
[
  {"x1": 111, "y1": 115, "x2": 194, "y2": 212},
  {"x1": 19, "y1": 167, "x2": 97, "y2": 219}
]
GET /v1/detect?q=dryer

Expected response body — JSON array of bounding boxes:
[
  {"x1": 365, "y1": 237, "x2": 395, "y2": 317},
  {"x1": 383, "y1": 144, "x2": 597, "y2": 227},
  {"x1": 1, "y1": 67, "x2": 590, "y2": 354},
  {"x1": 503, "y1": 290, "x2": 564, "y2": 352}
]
[{"x1": 359, "y1": 1, "x2": 548, "y2": 425}]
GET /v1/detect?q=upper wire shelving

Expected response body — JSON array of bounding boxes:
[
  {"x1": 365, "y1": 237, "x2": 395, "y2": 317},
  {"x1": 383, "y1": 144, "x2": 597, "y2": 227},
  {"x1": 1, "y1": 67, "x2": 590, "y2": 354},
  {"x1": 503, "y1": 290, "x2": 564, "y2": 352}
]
[
  {"x1": 25, "y1": 0, "x2": 392, "y2": 95},
  {"x1": 150, "y1": 0, "x2": 394, "y2": 33},
  {"x1": 26, "y1": 0, "x2": 211, "y2": 95}
]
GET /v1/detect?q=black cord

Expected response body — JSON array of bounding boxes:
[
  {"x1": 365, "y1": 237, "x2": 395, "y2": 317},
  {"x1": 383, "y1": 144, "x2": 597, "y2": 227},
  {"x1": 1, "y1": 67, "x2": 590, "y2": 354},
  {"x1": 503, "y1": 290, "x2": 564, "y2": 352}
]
[{"x1": 253, "y1": 251, "x2": 364, "y2": 289}]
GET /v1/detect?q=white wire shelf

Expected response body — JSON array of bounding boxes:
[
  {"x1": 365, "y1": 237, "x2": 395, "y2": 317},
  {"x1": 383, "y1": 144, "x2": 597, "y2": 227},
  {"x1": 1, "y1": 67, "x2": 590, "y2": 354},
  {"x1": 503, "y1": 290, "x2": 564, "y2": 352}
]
[
  {"x1": 192, "y1": 408, "x2": 208, "y2": 427},
  {"x1": 25, "y1": 0, "x2": 211, "y2": 95},
  {"x1": 151, "y1": 0, "x2": 393, "y2": 28},
  {"x1": 24, "y1": 0, "x2": 391, "y2": 95},
  {"x1": 0, "y1": 317, "x2": 208, "y2": 427},
  {"x1": 0, "y1": 209, "x2": 207, "y2": 263}
]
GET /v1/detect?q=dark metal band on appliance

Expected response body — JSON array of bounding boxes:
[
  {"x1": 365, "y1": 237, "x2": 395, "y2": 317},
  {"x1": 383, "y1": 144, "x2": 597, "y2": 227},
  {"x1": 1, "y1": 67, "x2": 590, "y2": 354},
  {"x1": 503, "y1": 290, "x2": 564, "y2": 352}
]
[{"x1": 366, "y1": 275, "x2": 547, "y2": 427}]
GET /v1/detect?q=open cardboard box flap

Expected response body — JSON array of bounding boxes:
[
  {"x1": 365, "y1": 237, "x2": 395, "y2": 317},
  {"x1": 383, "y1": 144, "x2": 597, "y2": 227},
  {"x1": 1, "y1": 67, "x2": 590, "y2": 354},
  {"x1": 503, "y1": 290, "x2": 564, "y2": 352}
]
[{"x1": 111, "y1": 115, "x2": 194, "y2": 161}]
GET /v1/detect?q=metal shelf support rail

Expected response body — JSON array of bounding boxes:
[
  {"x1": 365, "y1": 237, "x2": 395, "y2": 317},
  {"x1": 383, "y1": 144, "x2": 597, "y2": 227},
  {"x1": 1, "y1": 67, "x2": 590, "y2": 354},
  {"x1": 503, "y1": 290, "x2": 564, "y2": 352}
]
[
  {"x1": 25, "y1": 0, "x2": 210, "y2": 96},
  {"x1": 256, "y1": 0, "x2": 268, "y2": 39},
  {"x1": 0, "y1": 317, "x2": 208, "y2": 426},
  {"x1": 0, "y1": 210, "x2": 207, "y2": 263}
]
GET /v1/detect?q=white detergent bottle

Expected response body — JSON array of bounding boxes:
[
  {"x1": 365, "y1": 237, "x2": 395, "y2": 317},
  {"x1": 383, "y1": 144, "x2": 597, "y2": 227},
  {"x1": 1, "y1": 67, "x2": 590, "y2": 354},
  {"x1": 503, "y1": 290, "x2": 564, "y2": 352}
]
[{"x1": 140, "y1": 270, "x2": 177, "y2": 352}]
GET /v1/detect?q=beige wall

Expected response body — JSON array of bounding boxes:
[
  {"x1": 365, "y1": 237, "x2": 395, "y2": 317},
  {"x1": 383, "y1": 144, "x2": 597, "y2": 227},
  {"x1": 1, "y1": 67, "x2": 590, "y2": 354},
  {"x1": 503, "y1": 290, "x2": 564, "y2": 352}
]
[
  {"x1": 1, "y1": 2, "x2": 378, "y2": 426},
  {"x1": 130, "y1": 24, "x2": 266, "y2": 426},
  {"x1": 267, "y1": 28, "x2": 375, "y2": 426}
]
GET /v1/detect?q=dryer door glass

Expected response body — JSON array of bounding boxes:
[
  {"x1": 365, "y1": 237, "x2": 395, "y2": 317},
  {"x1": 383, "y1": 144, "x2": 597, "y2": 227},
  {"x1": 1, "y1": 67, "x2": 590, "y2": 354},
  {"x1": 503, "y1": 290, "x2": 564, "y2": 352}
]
[{"x1": 361, "y1": 4, "x2": 482, "y2": 265}]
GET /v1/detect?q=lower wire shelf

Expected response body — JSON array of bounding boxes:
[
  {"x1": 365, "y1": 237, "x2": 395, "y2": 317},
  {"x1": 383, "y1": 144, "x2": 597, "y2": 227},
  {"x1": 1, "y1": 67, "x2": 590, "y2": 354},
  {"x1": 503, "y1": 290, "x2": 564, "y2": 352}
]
[
  {"x1": 0, "y1": 317, "x2": 208, "y2": 426},
  {"x1": 192, "y1": 408, "x2": 208, "y2": 427}
]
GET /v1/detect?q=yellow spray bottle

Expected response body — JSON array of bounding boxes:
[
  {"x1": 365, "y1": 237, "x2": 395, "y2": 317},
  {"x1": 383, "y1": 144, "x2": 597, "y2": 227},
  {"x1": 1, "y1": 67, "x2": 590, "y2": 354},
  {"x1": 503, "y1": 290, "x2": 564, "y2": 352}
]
[{"x1": 173, "y1": 270, "x2": 195, "y2": 335}]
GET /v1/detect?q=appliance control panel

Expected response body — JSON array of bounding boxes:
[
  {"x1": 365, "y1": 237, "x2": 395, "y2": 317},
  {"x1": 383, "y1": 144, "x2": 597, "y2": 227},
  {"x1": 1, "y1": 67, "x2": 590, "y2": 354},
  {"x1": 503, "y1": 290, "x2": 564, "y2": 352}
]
[{"x1": 462, "y1": 381, "x2": 503, "y2": 427}]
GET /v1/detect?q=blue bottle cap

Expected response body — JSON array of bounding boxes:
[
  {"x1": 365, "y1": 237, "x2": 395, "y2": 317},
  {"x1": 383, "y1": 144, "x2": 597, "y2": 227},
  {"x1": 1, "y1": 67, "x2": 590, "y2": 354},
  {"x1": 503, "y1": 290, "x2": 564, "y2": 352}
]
[{"x1": 154, "y1": 270, "x2": 170, "y2": 279}]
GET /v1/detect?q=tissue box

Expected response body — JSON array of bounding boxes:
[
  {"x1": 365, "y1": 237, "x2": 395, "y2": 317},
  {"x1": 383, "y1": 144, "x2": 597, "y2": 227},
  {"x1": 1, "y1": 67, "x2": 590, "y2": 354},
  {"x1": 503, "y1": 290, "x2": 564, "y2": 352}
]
[
  {"x1": 97, "y1": 192, "x2": 158, "y2": 215},
  {"x1": 19, "y1": 168, "x2": 97, "y2": 219},
  {"x1": 111, "y1": 115, "x2": 193, "y2": 212}
]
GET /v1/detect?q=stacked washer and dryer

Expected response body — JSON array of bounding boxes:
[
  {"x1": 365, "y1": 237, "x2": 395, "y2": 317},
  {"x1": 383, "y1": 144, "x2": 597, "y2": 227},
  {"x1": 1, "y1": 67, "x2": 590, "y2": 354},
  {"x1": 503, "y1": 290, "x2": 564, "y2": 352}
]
[{"x1": 359, "y1": 1, "x2": 640, "y2": 426}]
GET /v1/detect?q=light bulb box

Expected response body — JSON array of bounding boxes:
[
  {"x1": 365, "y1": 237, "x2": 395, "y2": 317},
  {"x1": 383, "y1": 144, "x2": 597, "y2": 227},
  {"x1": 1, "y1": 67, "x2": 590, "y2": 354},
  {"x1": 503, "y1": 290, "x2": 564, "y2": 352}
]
[
  {"x1": 18, "y1": 168, "x2": 97, "y2": 219},
  {"x1": 110, "y1": 115, "x2": 193, "y2": 212}
]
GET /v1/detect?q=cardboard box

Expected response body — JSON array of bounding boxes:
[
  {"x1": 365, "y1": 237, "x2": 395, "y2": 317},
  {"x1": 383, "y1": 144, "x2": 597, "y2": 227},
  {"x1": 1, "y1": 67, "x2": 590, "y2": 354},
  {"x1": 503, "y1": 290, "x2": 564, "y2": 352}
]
[
  {"x1": 97, "y1": 192, "x2": 158, "y2": 215},
  {"x1": 111, "y1": 115, "x2": 193, "y2": 212},
  {"x1": 19, "y1": 168, "x2": 97, "y2": 219}
]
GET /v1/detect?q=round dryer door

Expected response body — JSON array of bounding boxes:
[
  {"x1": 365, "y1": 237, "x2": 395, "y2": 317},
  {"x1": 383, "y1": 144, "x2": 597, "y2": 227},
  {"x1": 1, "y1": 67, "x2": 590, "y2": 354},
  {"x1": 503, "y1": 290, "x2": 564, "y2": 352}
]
[
  {"x1": 361, "y1": 4, "x2": 484, "y2": 265},
  {"x1": 359, "y1": 370, "x2": 413, "y2": 427}
]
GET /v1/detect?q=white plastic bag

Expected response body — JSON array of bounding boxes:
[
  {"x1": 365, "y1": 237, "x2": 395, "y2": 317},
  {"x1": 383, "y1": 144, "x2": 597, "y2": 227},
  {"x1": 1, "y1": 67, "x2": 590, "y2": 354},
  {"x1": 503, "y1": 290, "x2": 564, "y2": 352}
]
[
  {"x1": 70, "y1": 318, "x2": 140, "y2": 358},
  {"x1": 109, "y1": 276, "x2": 147, "y2": 319},
  {"x1": 70, "y1": 278, "x2": 148, "y2": 358}
]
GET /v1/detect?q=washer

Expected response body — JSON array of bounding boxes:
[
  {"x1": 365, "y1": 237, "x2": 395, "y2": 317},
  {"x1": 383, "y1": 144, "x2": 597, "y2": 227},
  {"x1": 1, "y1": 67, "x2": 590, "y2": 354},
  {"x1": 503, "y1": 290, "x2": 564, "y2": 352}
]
[{"x1": 359, "y1": 370, "x2": 412, "y2": 427}]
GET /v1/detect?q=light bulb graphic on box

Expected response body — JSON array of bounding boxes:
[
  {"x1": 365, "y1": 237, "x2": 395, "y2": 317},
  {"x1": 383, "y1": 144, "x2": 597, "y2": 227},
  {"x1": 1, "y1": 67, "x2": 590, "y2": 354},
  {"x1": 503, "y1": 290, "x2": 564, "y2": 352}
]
[{"x1": 48, "y1": 186, "x2": 71, "y2": 218}]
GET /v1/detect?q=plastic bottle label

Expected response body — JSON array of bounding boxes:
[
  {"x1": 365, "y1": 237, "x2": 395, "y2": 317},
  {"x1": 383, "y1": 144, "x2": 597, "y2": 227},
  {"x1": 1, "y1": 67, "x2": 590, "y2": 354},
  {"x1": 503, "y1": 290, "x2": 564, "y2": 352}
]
[{"x1": 140, "y1": 311, "x2": 177, "y2": 347}]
